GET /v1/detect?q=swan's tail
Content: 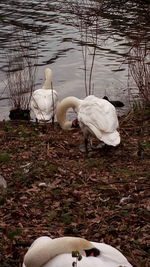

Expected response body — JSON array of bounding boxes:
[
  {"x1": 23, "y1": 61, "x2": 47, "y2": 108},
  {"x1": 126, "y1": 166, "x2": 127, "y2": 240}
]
[
  {"x1": 35, "y1": 112, "x2": 52, "y2": 122},
  {"x1": 101, "y1": 130, "x2": 120, "y2": 146},
  {"x1": 85, "y1": 123, "x2": 120, "y2": 147}
]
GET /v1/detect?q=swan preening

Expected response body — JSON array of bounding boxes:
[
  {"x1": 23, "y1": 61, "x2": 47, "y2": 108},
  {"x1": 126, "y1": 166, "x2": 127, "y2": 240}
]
[
  {"x1": 30, "y1": 68, "x2": 58, "y2": 123},
  {"x1": 22, "y1": 236, "x2": 132, "y2": 267},
  {"x1": 56, "y1": 95, "x2": 120, "y2": 151}
]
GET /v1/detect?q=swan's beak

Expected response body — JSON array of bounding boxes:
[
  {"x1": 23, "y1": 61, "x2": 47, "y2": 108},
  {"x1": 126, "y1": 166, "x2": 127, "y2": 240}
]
[
  {"x1": 71, "y1": 118, "x2": 79, "y2": 128},
  {"x1": 89, "y1": 252, "x2": 94, "y2": 256}
]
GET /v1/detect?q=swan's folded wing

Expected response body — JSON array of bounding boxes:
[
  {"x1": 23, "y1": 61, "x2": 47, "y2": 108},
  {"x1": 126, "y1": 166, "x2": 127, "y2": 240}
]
[
  {"x1": 30, "y1": 89, "x2": 58, "y2": 120},
  {"x1": 44, "y1": 251, "x2": 131, "y2": 267},
  {"x1": 43, "y1": 253, "x2": 112, "y2": 267},
  {"x1": 78, "y1": 97, "x2": 119, "y2": 133}
]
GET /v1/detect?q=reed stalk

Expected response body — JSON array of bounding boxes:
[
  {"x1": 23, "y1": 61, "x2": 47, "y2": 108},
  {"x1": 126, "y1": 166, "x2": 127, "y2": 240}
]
[
  {"x1": 5, "y1": 28, "x2": 38, "y2": 111},
  {"x1": 128, "y1": 41, "x2": 150, "y2": 107},
  {"x1": 65, "y1": 0, "x2": 104, "y2": 96}
]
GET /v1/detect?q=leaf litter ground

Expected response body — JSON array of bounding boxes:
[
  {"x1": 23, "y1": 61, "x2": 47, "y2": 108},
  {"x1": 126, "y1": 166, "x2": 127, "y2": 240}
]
[{"x1": 0, "y1": 108, "x2": 149, "y2": 267}]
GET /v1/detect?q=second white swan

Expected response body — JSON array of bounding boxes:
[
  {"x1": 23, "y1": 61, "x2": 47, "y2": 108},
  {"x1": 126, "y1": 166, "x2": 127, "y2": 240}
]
[
  {"x1": 56, "y1": 95, "x2": 120, "y2": 151},
  {"x1": 30, "y1": 68, "x2": 58, "y2": 123}
]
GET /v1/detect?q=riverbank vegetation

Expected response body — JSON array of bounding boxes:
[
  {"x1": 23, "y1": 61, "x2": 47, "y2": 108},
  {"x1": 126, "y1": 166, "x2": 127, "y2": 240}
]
[{"x1": 5, "y1": 30, "x2": 38, "y2": 121}]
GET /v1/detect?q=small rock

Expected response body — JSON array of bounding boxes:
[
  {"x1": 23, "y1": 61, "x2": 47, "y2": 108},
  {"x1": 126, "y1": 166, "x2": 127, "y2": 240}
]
[
  {"x1": 0, "y1": 174, "x2": 7, "y2": 190},
  {"x1": 0, "y1": 175, "x2": 7, "y2": 201}
]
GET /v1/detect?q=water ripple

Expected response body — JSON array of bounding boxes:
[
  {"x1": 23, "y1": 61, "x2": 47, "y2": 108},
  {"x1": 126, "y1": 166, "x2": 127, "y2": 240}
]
[{"x1": 0, "y1": 0, "x2": 149, "y2": 119}]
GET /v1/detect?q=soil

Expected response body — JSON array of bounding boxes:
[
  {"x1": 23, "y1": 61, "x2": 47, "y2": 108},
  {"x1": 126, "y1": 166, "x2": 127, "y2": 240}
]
[{"x1": 0, "y1": 108, "x2": 149, "y2": 267}]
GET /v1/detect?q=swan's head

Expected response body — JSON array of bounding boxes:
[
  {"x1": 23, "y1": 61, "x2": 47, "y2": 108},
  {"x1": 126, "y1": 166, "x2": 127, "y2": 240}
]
[
  {"x1": 56, "y1": 97, "x2": 81, "y2": 130},
  {"x1": 58, "y1": 118, "x2": 79, "y2": 130},
  {"x1": 45, "y1": 67, "x2": 52, "y2": 78},
  {"x1": 59, "y1": 237, "x2": 100, "y2": 257},
  {"x1": 71, "y1": 118, "x2": 79, "y2": 128},
  {"x1": 85, "y1": 247, "x2": 100, "y2": 257}
]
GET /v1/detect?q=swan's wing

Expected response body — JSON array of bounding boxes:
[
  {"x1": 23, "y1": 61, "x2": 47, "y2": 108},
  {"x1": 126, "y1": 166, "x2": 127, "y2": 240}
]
[
  {"x1": 78, "y1": 96, "x2": 120, "y2": 145},
  {"x1": 43, "y1": 239, "x2": 132, "y2": 267},
  {"x1": 43, "y1": 253, "x2": 118, "y2": 267},
  {"x1": 30, "y1": 89, "x2": 58, "y2": 120},
  {"x1": 31, "y1": 89, "x2": 58, "y2": 111},
  {"x1": 78, "y1": 96, "x2": 119, "y2": 133},
  {"x1": 43, "y1": 251, "x2": 131, "y2": 267}
]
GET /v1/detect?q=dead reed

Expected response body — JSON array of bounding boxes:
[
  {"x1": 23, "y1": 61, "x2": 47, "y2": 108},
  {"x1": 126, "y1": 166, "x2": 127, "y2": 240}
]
[{"x1": 5, "y1": 29, "x2": 38, "y2": 111}]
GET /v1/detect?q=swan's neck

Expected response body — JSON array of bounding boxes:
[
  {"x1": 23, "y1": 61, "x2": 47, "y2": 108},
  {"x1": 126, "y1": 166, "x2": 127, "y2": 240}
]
[
  {"x1": 42, "y1": 68, "x2": 52, "y2": 89},
  {"x1": 24, "y1": 237, "x2": 93, "y2": 267},
  {"x1": 56, "y1": 96, "x2": 81, "y2": 130}
]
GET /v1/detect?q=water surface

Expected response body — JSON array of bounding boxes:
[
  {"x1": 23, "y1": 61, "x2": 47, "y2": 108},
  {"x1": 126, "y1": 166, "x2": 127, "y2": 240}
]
[{"x1": 0, "y1": 0, "x2": 149, "y2": 120}]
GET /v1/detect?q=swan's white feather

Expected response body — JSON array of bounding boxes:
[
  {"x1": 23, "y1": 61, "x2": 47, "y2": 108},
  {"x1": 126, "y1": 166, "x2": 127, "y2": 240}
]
[
  {"x1": 23, "y1": 236, "x2": 132, "y2": 267},
  {"x1": 30, "y1": 68, "x2": 58, "y2": 122},
  {"x1": 78, "y1": 95, "x2": 120, "y2": 146},
  {"x1": 44, "y1": 241, "x2": 132, "y2": 267},
  {"x1": 31, "y1": 89, "x2": 58, "y2": 121}
]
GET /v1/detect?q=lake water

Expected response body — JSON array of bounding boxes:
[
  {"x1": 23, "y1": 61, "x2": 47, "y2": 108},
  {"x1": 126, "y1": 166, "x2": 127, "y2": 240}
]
[{"x1": 0, "y1": 0, "x2": 149, "y2": 120}]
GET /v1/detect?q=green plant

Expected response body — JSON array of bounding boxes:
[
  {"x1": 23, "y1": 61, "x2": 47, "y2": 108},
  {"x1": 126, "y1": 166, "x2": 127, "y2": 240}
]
[
  {"x1": 48, "y1": 164, "x2": 58, "y2": 175},
  {"x1": 60, "y1": 212, "x2": 72, "y2": 225},
  {"x1": 6, "y1": 229, "x2": 22, "y2": 241},
  {"x1": 0, "y1": 152, "x2": 10, "y2": 163}
]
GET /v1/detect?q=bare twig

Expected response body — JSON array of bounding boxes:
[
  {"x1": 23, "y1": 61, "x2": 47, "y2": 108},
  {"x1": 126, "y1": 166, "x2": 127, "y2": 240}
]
[
  {"x1": 5, "y1": 28, "x2": 38, "y2": 111},
  {"x1": 128, "y1": 41, "x2": 150, "y2": 107},
  {"x1": 64, "y1": 0, "x2": 105, "y2": 96}
]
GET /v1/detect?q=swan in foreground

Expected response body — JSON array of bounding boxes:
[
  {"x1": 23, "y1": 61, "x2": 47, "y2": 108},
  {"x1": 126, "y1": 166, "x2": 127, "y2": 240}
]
[
  {"x1": 56, "y1": 95, "x2": 120, "y2": 151},
  {"x1": 30, "y1": 68, "x2": 58, "y2": 123},
  {"x1": 22, "y1": 236, "x2": 132, "y2": 267}
]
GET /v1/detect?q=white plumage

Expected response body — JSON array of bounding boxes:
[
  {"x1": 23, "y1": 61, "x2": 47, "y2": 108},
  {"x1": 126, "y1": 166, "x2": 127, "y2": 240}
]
[
  {"x1": 78, "y1": 95, "x2": 120, "y2": 146},
  {"x1": 56, "y1": 95, "x2": 120, "y2": 150},
  {"x1": 22, "y1": 236, "x2": 132, "y2": 267},
  {"x1": 30, "y1": 68, "x2": 58, "y2": 122}
]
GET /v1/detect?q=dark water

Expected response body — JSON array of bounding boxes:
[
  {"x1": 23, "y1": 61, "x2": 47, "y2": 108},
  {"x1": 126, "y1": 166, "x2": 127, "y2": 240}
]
[{"x1": 0, "y1": 0, "x2": 149, "y2": 120}]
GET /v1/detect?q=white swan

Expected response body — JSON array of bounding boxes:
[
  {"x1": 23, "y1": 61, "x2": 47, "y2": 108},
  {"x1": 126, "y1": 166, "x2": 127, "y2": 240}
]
[
  {"x1": 30, "y1": 68, "x2": 58, "y2": 123},
  {"x1": 56, "y1": 95, "x2": 120, "y2": 151},
  {"x1": 22, "y1": 236, "x2": 132, "y2": 267}
]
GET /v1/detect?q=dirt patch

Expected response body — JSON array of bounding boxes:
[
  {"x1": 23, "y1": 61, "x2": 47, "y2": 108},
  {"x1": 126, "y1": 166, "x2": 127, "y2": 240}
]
[{"x1": 0, "y1": 108, "x2": 149, "y2": 267}]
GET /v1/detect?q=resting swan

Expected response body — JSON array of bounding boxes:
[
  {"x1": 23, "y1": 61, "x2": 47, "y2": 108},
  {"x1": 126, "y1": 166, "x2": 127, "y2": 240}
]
[
  {"x1": 22, "y1": 236, "x2": 132, "y2": 267},
  {"x1": 56, "y1": 95, "x2": 120, "y2": 151},
  {"x1": 30, "y1": 68, "x2": 58, "y2": 123}
]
